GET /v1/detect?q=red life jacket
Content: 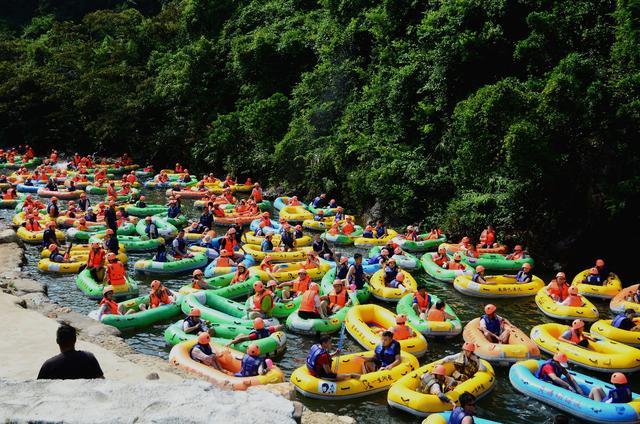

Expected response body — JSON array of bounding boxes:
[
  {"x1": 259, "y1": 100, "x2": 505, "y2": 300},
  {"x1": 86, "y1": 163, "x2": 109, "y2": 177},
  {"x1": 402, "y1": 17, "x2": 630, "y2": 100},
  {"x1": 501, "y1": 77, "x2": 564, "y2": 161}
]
[
  {"x1": 329, "y1": 289, "x2": 347, "y2": 308},
  {"x1": 150, "y1": 288, "x2": 171, "y2": 307},
  {"x1": 107, "y1": 262, "x2": 126, "y2": 286},
  {"x1": 292, "y1": 275, "x2": 310, "y2": 293},
  {"x1": 414, "y1": 291, "x2": 429, "y2": 311},
  {"x1": 87, "y1": 248, "x2": 105, "y2": 268},
  {"x1": 253, "y1": 290, "x2": 273, "y2": 312},
  {"x1": 392, "y1": 324, "x2": 411, "y2": 340},
  {"x1": 298, "y1": 291, "x2": 317, "y2": 313}
]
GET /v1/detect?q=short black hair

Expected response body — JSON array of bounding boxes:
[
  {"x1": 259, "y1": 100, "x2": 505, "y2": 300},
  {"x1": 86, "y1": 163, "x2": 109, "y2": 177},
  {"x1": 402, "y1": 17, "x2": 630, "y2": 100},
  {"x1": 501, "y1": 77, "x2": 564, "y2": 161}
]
[
  {"x1": 381, "y1": 330, "x2": 394, "y2": 338},
  {"x1": 458, "y1": 392, "x2": 476, "y2": 407},
  {"x1": 354, "y1": 253, "x2": 362, "y2": 259},
  {"x1": 56, "y1": 323, "x2": 77, "y2": 346},
  {"x1": 625, "y1": 308, "x2": 636, "y2": 315},
  {"x1": 436, "y1": 300, "x2": 445, "y2": 309},
  {"x1": 417, "y1": 286, "x2": 427, "y2": 291},
  {"x1": 319, "y1": 335, "x2": 332, "y2": 345}
]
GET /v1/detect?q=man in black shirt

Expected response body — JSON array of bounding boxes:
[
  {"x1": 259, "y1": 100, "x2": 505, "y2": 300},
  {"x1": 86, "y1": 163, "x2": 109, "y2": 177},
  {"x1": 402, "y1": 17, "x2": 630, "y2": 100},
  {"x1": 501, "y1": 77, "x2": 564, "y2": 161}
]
[{"x1": 37, "y1": 323, "x2": 104, "y2": 380}]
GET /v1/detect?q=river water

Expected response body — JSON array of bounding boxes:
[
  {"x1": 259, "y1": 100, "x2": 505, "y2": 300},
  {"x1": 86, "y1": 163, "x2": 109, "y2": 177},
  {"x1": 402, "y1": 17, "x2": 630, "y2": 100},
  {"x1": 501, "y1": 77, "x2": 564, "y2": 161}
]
[{"x1": 4, "y1": 187, "x2": 639, "y2": 424}]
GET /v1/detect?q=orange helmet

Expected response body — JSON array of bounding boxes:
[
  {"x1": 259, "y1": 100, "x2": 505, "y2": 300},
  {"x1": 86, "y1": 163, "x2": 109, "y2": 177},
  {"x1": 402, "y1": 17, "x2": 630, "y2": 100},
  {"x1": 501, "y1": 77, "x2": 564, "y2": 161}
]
[
  {"x1": 476, "y1": 265, "x2": 485, "y2": 273},
  {"x1": 453, "y1": 253, "x2": 461, "y2": 261},
  {"x1": 106, "y1": 229, "x2": 114, "y2": 235},
  {"x1": 461, "y1": 236, "x2": 470, "y2": 243},
  {"x1": 51, "y1": 196, "x2": 58, "y2": 201},
  {"x1": 266, "y1": 280, "x2": 277, "y2": 288},
  {"x1": 514, "y1": 245, "x2": 522, "y2": 251},
  {"x1": 463, "y1": 342, "x2": 476, "y2": 352},
  {"x1": 253, "y1": 281, "x2": 264, "y2": 291},
  {"x1": 247, "y1": 344, "x2": 261, "y2": 356},
  {"x1": 47, "y1": 221, "x2": 56, "y2": 227},
  {"x1": 395, "y1": 314, "x2": 407, "y2": 324},
  {"x1": 198, "y1": 332, "x2": 211, "y2": 344},
  {"x1": 522, "y1": 263, "x2": 532, "y2": 270},
  {"x1": 553, "y1": 352, "x2": 568, "y2": 366},
  {"x1": 193, "y1": 269, "x2": 203, "y2": 277},
  {"x1": 310, "y1": 282, "x2": 319, "y2": 292},
  {"x1": 556, "y1": 272, "x2": 566, "y2": 279},
  {"x1": 151, "y1": 280, "x2": 161, "y2": 290},
  {"x1": 102, "y1": 285, "x2": 114, "y2": 295},
  {"x1": 298, "y1": 269, "x2": 308, "y2": 275},
  {"x1": 611, "y1": 372, "x2": 628, "y2": 385},
  {"x1": 589, "y1": 267, "x2": 598, "y2": 275},
  {"x1": 253, "y1": 317, "x2": 265, "y2": 330},
  {"x1": 568, "y1": 286, "x2": 579, "y2": 295},
  {"x1": 106, "y1": 252, "x2": 116, "y2": 261},
  {"x1": 596, "y1": 259, "x2": 605, "y2": 267},
  {"x1": 339, "y1": 256, "x2": 348, "y2": 264},
  {"x1": 572, "y1": 319, "x2": 585, "y2": 329},
  {"x1": 189, "y1": 308, "x2": 201, "y2": 317},
  {"x1": 220, "y1": 249, "x2": 229, "y2": 257},
  {"x1": 432, "y1": 364, "x2": 447, "y2": 376},
  {"x1": 396, "y1": 273, "x2": 405, "y2": 282},
  {"x1": 484, "y1": 304, "x2": 497, "y2": 314},
  {"x1": 49, "y1": 244, "x2": 58, "y2": 251}
]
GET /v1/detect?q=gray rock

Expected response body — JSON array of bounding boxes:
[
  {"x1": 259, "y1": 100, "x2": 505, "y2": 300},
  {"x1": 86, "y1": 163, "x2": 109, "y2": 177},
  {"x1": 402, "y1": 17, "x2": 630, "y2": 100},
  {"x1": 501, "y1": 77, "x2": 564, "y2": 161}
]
[
  {"x1": 11, "y1": 278, "x2": 46, "y2": 294},
  {"x1": 146, "y1": 372, "x2": 160, "y2": 380},
  {"x1": 0, "y1": 229, "x2": 17, "y2": 244}
]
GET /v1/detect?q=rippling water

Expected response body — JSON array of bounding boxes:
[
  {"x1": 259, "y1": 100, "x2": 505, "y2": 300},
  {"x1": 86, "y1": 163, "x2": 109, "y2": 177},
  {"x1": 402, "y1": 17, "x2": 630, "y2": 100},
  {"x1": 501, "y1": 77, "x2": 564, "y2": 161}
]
[{"x1": 4, "y1": 188, "x2": 639, "y2": 424}]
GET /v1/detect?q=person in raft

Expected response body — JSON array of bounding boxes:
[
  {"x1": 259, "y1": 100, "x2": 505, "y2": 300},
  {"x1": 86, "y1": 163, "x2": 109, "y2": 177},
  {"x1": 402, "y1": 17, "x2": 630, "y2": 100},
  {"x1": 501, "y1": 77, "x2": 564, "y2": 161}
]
[
  {"x1": 581, "y1": 267, "x2": 604, "y2": 286},
  {"x1": 611, "y1": 309, "x2": 639, "y2": 332},
  {"x1": 479, "y1": 304, "x2": 512, "y2": 344},
  {"x1": 38, "y1": 323, "x2": 104, "y2": 380},
  {"x1": 449, "y1": 392, "x2": 480, "y2": 424},
  {"x1": 306, "y1": 335, "x2": 360, "y2": 381},
  {"x1": 346, "y1": 253, "x2": 368, "y2": 290},
  {"x1": 247, "y1": 281, "x2": 275, "y2": 319},
  {"x1": 360, "y1": 331, "x2": 402, "y2": 373},
  {"x1": 559, "y1": 319, "x2": 595, "y2": 348},
  {"x1": 226, "y1": 317, "x2": 284, "y2": 347},
  {"x1": 625, "y1": 286, "x2": 640, "y2": 304},
  {"x1": 588, "y1": 372, "x2": 633, "y2": 403},
  {"x1": 478, "y1": 225, "x2": 497, "y2": 249},
  {"x1": 546, "y1": 272, "x2": 570, "y2": 303},
  {"x1": 427, "y1": 300, "x2": 457, "y2": 323},
  {"x1": 235, "y1": 344, "x2": 270, "y2": 377},
  {"x1": 172, "y1": 229, "x2": 192, "y2": 259},
  {"x1": 535, "y1": 352, "x2": 583, "y2": 394},
  {"x1": 47, "y1": 244, "x2": 68, "y2": 263},
  {"x1": 190, "y1": 269, "x2": 210, "y2": 290},
  {"x1": 417, "y1": 364, "x2": 457, "y2": 407},
  {"x1": 297, "y1": 283, "x2": 329, "y2": 320},
  {"x1": 504, "y1": 262, "x2": 533, "y2": 284},
  {"x1": 97, "y1": 286, "x2": 132, "y2": 320},
  {"x1": 323, "y1": 279, "x2": 352, "y2": 314},
  {"x1": 278, "y1": 268, "x2": 311, "y2": 301},
  {"x1": 183, "y1": 308, "x2": 214, "y2": 336},
  {"x1": 190, "y1": 332, "x2": 228, "y2": 374},
  {"x1": 561, "y1": 286, "x2": 584, "y2": 307},
  {"x1": 387, "y1": 314, "x2": 415, "y2": 340},
  {"x1": 139, "y1": 280, "x2": 176, "y2": 311},
  {"x1": 471, "y1": 265, "x2": 488, "y2": 284},
  {"x1": 440, "y1": 342, "x2": 487, "y2": 382}
]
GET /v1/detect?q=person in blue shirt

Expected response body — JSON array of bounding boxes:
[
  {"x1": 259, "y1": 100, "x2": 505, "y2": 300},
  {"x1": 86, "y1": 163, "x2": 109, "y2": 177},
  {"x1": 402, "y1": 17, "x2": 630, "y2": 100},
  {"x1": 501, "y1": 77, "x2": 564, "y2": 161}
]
[
  {"x1": 360, "y1": 331, "x2": 401, "y2": 373},
  {"x1": 261, "y1": 233, "x2": 274, "y2": 252},
  {"x1": 312, "y1": 193, "x2": 327, "y2": 208},
  {"x1": 588, "y1": 372, "x2": 633, "y2": 403},
  {"x1": 611, "y1": 309, "x2": 639, "y2": 331},
  {"x1": 448, "y1": 392, "x2": 478, "y2": 424},
  {"x1": 374, "y1": 219, "x2": 387, "y2": 239},
  {"x1": 167, "y1": 199, "x2": 181, "y2": 219},
  {"x1": 582, "y1": 267, "x2": 604, "y2": 285}
]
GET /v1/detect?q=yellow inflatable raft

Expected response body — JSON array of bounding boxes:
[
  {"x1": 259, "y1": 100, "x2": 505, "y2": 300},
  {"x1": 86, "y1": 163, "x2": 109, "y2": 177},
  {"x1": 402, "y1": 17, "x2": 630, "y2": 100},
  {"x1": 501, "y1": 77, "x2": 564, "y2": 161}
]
[
  {"x1": 353, "y1": 229, "x2": 398, "y2": 247},
  {"x1": 453, "y1": 274, "x2": 544, "y2": 298},
  {"x1": 16, "y1": 226, "x2": 65, "y2": 244},
  {"x1": 12, "y1": 211, "x2": 49, "y2": 227},
  {"x1": 290, "y1": 350, "x2": 419, "y2": 400},
  {"x1": 590, "y1": 319, "x2": 640, "y2": 347},
  {"x1": 169, "y1": 339, "x2": 285, "y2": 390},
  {"x1": 535, "y1": 288, "x2": 599, "y2": 322},
  {"x1": 610, "y1": 284, "x2": 640, "y2": 314},
  {"x1": 571, "y1": 269, "x2": 622, "y2": 299},
  {"x1": 345, "y1": 304, "x2": 428, "y2": 357},
  {"x1": 530, "y1": 323, "x2": 640, "y2": 372},
  {"x1": 301, "y1": 216, "x2": 354, "y2": 231},
  {"x1": 242, "y1": 232, "x2": 312, "y2": 247},
  {"x1": 462, "y1": 317, "x2": 540, "y2": 363},
  {"x1": 249, "y1": 260, "x2": 331, "y2": 282},
  {"x1": 279, "y1": 205, "x2": 313, "y2": 223},
  {"x1": 240, "y1": 244, "x2": 313, "y2": 262},
  {"x1": 369, "y1": 269, "x2": 418, "y2": 302},
  {"x1": 387, "y1": 359, "x2": 495, "y2": 417}
]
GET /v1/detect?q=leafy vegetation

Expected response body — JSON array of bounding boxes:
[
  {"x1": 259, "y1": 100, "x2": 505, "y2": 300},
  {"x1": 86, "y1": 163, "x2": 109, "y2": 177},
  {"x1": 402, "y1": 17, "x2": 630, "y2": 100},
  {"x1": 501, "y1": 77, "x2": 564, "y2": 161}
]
[{"x1": 1, "y1": 0, "x2": 640, "y2": 269}]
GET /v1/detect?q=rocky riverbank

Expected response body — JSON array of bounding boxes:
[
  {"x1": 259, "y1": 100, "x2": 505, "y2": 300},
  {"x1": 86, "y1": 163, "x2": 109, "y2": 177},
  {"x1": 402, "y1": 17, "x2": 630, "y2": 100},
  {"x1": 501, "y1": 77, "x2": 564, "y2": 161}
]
[{"x1": 0, "y1": 218, "x2": 353, "y2": 423}]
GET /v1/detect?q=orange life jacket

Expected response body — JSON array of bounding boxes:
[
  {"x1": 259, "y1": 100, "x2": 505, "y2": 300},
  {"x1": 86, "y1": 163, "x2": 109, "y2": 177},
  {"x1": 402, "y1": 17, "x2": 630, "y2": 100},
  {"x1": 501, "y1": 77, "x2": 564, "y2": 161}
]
[
  {"x1": 192, "y1": 278, "x2": 205, "y2": 290},
  {"x1": 448, "y1": 261, "x2": 465, "y2": 270},
  {"x1": 106, "y1": 261, "x2": 126, "y2": 286},
  {"x1": 427, "y1": 308, "x2": 446, "y2": 322},
  {"x1": 548, "y1": 281, "x2": 569, "y2": 301},
  {"x1": 87, "y1": 248, "x2": 105, "y2": 268},
  {"x1": 564, "y1": 295, "x2": 583, "y2": 307},
  {"x1": 392, "y1": 324, "x2": 412, "y2": 340},
  {"x1": 259, "y1": 218, "x2": 271, "y2": 228},
  {"x1": 150, "y1": 288, "x2": 171, "y2": 307},
  {"x1": 219, "y1": 237, "x2": 237, "y2": 251},
  {"x1": 414, "y1": 291, "x2": 429, "y2": 311},
  {"x1": 217, "y1": 256, "x2": 233, "y2": 267},
  {"x1": 253, "y1": 290, "x2": 273, "y2": 312},
  {"x1": 292, "y1": 275, "x2": 310, "y2": 293},
  {"x1": 126, "y1": 175, "x2": 136, "y2": 183},
  {"x1": 342, "y1": 223, "x2": 355, "y2": 235},
  {"x1": 433, "y1": 254, "x2": 447, "y2": 267},
  {"x1": 231, "y1": 269, "x2": 250, "y2": 284},
  {"x1": 566, "y1": 329, "x2": 584, "y2": 344},
  {"x1": 251, "y1": 188, "x2": 263, "y2": 202},
  {"x1": 260, "y1": 261, "x2": 273, "y2": 272},
  {"x1": 298, "y1": 290, "x2": 318, "y2": 313},
  {"x1": 329, "y1": 289, "x2": 347, "y2": 308},
  {"x1": 100, "y1": 297, "x2": 120, "y2": 315}
]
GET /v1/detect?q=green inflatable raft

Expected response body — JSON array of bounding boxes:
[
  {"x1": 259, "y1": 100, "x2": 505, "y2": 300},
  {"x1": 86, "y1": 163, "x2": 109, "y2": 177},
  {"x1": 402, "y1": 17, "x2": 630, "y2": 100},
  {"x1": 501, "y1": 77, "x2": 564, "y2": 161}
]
[
  {"x1": 134, "y1": 215, "x2": 179, "y2": 238},
  {"x1": 396, "y1": 293, "x2": 462, "y2": 337},
  {"x1": 66, "y1": 222, "x2": 136, "y2": 241},
  {"x1": 125, "y1": 204, "x2": 169, "y2": 217},
  {"x1": 163, "y1": 321, "x2": 287, "y2": 356},
  {"x1": 459, "y1": 252, "x2": 534, "y2": 272},
  {"x1": 393, "y1": 234, "x2": 446, "y2": 252},
  {"x1": 75, "y1": 269, "x2": 139, "y2": 301},
  {"x1": 420, "y1": 252, "x2": 473, "y2": 283},
  {"x1": 88, "y1": 233, "x2": 164, "y2": 252},
  {"x1": 134, "y1": 252, "x2": 208, "y2": 276},
  {"x1": 95, "y1": 295, "x2": 183, "y2": 330},
  {"x1": 368, "y1": 246, "x2": 420, "y2": 270},
  {"x1": 181, "y1": 291, "x2": 278, "y2": 328}
]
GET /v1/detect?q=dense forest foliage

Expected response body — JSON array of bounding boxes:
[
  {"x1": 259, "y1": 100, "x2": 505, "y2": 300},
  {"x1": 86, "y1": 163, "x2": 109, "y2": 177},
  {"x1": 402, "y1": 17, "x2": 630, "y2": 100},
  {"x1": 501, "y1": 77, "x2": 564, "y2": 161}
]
[{"x1": 1, "y1": 0, "x2": 640, "y2": 270}]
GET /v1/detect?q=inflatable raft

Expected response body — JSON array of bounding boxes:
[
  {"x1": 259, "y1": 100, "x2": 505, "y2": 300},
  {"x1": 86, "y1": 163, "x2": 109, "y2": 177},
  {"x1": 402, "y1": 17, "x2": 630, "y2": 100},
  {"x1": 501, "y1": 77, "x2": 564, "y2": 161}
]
[
  {"x1": 453, "y1": 274, "x2": 544, "y2": 298},
  {"x1": 463, "y1": 317, "x2": 540, "y2": 363}
]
